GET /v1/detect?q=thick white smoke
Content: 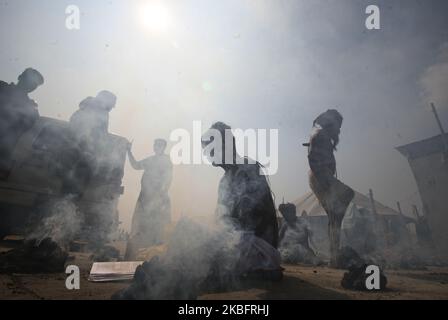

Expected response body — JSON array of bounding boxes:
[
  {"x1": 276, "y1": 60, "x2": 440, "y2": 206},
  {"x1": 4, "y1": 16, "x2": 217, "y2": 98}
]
[
  {"x1": 420, "y1": 43, "x2": 448, "y2": 109},
  {"x1": 27, "y1": 196, "x2": 83, "y2": 248}
]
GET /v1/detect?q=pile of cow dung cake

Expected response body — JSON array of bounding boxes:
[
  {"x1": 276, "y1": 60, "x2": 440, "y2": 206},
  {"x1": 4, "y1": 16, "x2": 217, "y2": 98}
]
[
  {"x1": 112, "y1": 256, "x2": 201, "y2": 300},
  {"x1": 338, "y1": 247, "x2": 388, "y2": 291},
  {"x1": 341, "y1": 263, "x2": 388, "y2": 291},
  {"x1": 0, "y1": 238, "x2": 68, "y2": 273}
]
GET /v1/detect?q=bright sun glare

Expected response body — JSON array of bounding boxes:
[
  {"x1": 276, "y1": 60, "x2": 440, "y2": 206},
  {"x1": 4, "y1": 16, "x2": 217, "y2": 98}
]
[{"x1": 140, "y1": 2, "x2": 172, "y2": 33}]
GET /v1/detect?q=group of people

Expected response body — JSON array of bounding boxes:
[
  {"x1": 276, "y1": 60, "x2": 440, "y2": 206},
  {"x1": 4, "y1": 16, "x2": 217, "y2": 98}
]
[
  {"x1": 1, "y1": 68, "x2": 355, "y2": 271},
  {"x1": 199, "y1": 112, "x2": 354, "y2": 270},
  {"x1": 119, "y1": 109, "x2": 354, "y2": 295}
]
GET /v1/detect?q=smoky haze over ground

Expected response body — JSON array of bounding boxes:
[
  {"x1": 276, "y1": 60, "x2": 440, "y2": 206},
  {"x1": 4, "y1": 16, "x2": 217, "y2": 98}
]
[{"x1": 1, "y1": 0, "x2": 448, "y2": 231}]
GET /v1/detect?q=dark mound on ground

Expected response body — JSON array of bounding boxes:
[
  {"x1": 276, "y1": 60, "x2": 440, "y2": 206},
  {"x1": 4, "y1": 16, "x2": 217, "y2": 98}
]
[
  {"x1": 341, "y1": 264, "x2": 387, "y2": 291},
  {"x1": 0, "y1": 238, "x2": 68, "y2": 273}
]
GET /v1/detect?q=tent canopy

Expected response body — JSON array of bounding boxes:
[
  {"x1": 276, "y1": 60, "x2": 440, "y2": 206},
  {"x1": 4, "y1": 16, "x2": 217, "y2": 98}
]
[{"x1": 293, "y1": 190, "x2": 400, "y2": 217}]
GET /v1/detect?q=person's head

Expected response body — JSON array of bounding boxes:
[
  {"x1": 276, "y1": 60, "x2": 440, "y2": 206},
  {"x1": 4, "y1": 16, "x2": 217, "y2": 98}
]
[
  {"x1": 96, "y1": 90, "x2": 117, "y2": 111},
  {"x1": 279, "y1": 203, "x2": 297, "y2": 224},
  {"x1": 153, "y1": 139, "x2": 167, "y2": 155},
  {"x1": 78, "y1": 96, "x2": 95, "y2": 110},
  {"x1": 313, "y1": 109, "x2": 343, "y2": 150},
  {"x1": 201, "y1": 121, "x2": 236, "y2": 168},
  {"x1": 17, "y1": 68, "x2": 44, "y2": 93}
]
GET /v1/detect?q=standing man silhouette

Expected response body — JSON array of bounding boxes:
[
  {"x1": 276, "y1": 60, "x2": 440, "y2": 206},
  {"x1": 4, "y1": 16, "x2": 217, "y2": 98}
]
[{"x1": 125, "y1": 139, "x2": 172, "y2": 260}]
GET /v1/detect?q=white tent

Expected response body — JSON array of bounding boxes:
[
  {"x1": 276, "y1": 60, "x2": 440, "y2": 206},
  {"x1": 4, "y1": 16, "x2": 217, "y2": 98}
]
[
  {"x1": 293, "y1": 191, "x2": 400, "y2": 218},
  {"x1": 291, "y1": 190, "x2": 407, "y2": 257}
]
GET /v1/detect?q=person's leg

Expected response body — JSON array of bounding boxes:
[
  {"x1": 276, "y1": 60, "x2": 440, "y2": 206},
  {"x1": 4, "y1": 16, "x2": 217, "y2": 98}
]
[
  {"x1": 329, "y1": 181, "x2": 354, "y2": 268},
  {"x1": 125, "y1": 199, "x2": 146, "y2": 260},
  {"x1": 310, "y1": 173, "x2": 349, "y2": 267},
  {"x1": 327, "y1": 212, "x2": 342, "y2": 268},
  {"x1": 155, "y1": 195, "x2": 171, "y2": 245}
]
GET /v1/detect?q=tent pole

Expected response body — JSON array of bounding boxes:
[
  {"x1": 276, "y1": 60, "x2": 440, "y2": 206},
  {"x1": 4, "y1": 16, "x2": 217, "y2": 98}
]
[
  {"x1": 369, "y1": 189, "x2": 378, "y2": 216},
  {"x1": 370, "y1": 189, "x2": 387, "y2": 247},
  {"x1": 396, "y1": 201, "x2": 403, "y2": 216},
  {"x1": 431, "y1": 103, "x2": 448, "y2": 157}
]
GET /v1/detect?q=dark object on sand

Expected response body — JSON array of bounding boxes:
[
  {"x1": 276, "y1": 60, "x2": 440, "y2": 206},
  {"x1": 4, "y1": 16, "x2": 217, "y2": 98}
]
[
  {"x1": 112, "y1": 256, "x2": 284, "y2": 300},
  {"x1": 113, "y1": 218, "x2": 283, "y2": 300},
  {"x1": 89, "y1": 245, "x2": 121, "y2": 262},
  {"x1": 341, "y1": 263, "x2": 387, "y2": 291},
  {"x1": 112, "y1": 256, "x2": 199, "y2": 300},
  {"x1": 0, "y1": 238, "x2": 68, "y2": 273}
]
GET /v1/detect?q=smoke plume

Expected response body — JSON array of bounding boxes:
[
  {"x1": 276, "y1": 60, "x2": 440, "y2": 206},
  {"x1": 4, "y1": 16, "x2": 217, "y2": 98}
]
[
  {"x1": 27, "y1": 196, "x2": 83, "y2": 248},
  {"x1": 420, "y1": 43, "x2": 448, "y2": 109}
]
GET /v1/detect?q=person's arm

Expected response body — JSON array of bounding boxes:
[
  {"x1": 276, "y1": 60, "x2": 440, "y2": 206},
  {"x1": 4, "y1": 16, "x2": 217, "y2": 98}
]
[
  {"x1": 127, "y1": 148, "x2": 144, "y2": 170},
  {"x1": 308, "y1": 132, "x2": 334, "y2": 189}
]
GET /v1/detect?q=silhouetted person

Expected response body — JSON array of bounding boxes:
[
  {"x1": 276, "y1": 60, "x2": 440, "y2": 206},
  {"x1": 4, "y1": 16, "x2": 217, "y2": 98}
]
[
  {"x1": 64, "y1": 91, "x2": 117, "y2": 197},
  {"x1": 125, "y1": 139, "x2": 173, "y2": 260},
  {"x1": 0, "y1": 68, "x2": 44, "y2": 170},
  {"x1": 306, "y1": 109, "x2": 354, "y2": 268},
  {"x1": 201, "y1": 122, "x2": 279, "y2": 248},
  {"x1": 278, "y1": 203, "x2": 317, "y2": 264},
  {"x1": 70, "y1": 90, "x2": 117, "y2": 142}
]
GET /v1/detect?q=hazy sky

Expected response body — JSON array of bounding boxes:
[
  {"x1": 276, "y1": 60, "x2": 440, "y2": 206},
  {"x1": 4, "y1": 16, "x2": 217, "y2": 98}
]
[{"x1": 1, "y1": 0, "x2": 448, "y2": 230}]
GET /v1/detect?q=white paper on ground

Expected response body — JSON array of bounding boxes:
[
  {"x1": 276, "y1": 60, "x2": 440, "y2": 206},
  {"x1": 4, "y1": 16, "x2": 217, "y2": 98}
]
[{"x1": 88, "y1": 261, "x2": 144, "y2": 282}]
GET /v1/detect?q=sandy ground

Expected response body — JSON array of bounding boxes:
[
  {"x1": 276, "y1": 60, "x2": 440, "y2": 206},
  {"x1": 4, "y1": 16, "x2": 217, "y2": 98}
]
[
  {"x1": 1, "y1": 246, "x2": 448, "y2": 300},
  {"x1": 201, "y1": 265, "x2": 448, "y2": 300}
]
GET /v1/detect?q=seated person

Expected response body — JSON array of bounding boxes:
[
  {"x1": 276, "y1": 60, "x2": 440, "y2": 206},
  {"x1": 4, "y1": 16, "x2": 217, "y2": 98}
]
[
  {"x1": 278, "y1": 203, "x2": 318, "y2": 265},
  {"x1": 113, "y1": 122, "x2": 283, "y2": 300}
]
